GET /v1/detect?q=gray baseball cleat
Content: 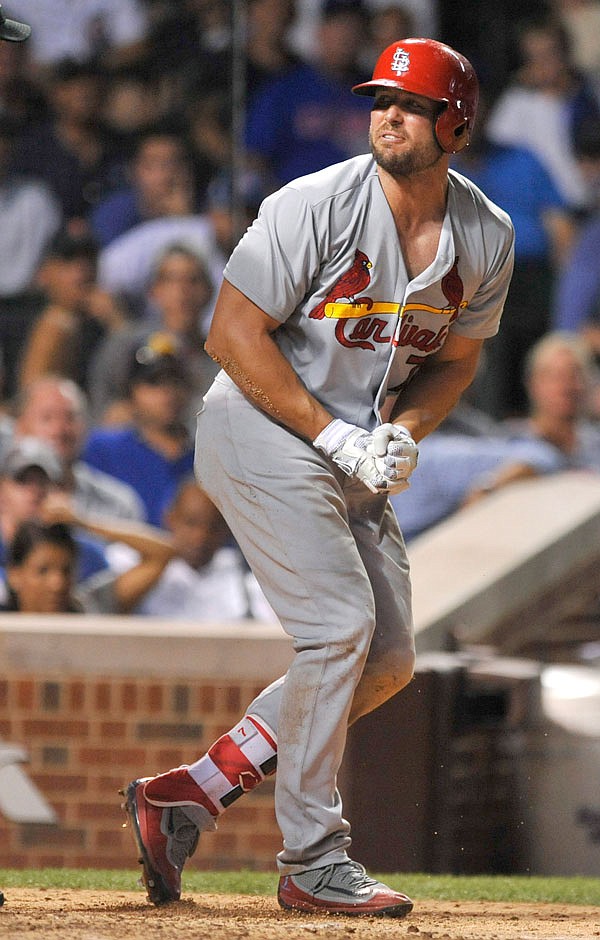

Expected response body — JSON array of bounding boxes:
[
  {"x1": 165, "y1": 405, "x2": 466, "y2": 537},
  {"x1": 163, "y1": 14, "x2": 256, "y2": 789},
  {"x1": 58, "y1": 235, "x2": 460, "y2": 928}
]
[{"x1": 278, "y1": 860, "x2": 413, "y2": 916}]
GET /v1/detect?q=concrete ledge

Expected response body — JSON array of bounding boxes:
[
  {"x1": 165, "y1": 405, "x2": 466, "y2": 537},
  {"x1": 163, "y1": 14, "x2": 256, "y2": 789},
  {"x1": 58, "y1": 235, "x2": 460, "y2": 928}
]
[
  {"x1": 3, "y1": 470, "x2": 600, "y2": 675},
  {"x1": 0, "y1": 614, "x2": 293, "y2": 680},
  {"x1": 408, "y1": 471, "x2": 600, "y2": 652}
]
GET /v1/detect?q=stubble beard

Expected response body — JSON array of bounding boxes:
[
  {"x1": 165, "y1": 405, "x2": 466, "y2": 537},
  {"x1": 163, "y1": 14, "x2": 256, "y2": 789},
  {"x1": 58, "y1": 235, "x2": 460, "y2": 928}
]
[{"x1": 369, "y1": 129, "x2": 444, "y2": 179}]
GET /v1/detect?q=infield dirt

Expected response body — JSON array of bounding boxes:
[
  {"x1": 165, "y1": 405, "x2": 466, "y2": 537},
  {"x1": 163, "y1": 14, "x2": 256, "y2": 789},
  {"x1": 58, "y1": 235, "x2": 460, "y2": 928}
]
[{"x1": 1, "y1": 889, "x2": 599, "y2": 940}]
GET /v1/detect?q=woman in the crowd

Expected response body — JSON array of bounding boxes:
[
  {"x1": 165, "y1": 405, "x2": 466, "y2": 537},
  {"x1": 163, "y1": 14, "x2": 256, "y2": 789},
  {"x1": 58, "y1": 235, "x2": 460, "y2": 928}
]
[{"x1": 3, "y1": 510, "x2": 174, "y2": 613}]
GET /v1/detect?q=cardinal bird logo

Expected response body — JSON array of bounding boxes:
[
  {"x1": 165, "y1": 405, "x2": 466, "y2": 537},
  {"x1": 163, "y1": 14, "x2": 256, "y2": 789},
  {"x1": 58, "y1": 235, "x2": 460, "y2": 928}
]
[
  {"x1": 441, "y1": 257, "x2": 463, "y2": 311},
  {"x1": 309, "y1": 248, "x2": 373, "y2": 320}
]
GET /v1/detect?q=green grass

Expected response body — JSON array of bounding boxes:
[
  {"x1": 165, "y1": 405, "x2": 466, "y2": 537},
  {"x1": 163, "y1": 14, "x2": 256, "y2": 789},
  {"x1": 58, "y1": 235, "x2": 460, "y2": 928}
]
[{"x1": 1, "y1": 869, "x2": 599, "y2": 905}]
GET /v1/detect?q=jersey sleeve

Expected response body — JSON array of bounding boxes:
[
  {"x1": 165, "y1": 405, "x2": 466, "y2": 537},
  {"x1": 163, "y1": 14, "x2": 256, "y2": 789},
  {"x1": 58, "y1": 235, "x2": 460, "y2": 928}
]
[{"x1": 223, "y1": 186, "x2": 321, "y2": 323}]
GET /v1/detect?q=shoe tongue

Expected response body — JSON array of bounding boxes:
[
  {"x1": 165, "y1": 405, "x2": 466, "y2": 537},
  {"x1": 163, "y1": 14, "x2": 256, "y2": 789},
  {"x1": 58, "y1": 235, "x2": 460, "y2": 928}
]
[
  {"x1": 336, "y1": 862, "x2": 377, "y2": 889},
  {"x1": 165, "y1": 806, "x2": 215, "y2": 871},
  {"x1": 176, "y1": 803, "x2": 217, "y2": 832}
]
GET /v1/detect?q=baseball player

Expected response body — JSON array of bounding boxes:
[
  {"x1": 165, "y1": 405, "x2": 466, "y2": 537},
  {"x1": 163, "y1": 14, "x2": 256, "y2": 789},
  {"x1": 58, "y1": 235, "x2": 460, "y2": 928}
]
[
  {"x1": 123, "y1": 38, "x2": 514, "y2": 916},
  {"x1": 0, "y1": 3, "x2": 30, "y2": 910}
]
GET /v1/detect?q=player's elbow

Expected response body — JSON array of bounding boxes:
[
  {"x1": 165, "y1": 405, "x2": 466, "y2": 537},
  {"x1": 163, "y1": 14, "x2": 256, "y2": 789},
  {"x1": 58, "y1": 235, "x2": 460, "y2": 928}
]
[
  {"x1": 371, "y1": 645, "x2": 416, "y2": 694},
  {"x1": 389, "y1": 648, "x2": 416, "y2": 693},
  {"x1": 204, "y1": 336, "x2": 222, "y2": 365},
  {"x1": 349, "y1": 649, "x2": 415, "y2": 723}
]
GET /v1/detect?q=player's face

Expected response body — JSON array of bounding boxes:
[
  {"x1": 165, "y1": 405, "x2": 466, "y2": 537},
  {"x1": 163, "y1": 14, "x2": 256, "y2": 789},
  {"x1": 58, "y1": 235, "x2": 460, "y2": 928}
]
[{"x1": 369, "y1": 89, "x2": 444, "y2": 178}]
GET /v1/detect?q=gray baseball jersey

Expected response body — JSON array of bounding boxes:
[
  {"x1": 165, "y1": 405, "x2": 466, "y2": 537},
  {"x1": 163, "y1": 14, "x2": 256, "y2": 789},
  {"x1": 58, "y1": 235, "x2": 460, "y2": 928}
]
[{"x1": 223, "y1": 154, "x2": 515, "y2": 430}]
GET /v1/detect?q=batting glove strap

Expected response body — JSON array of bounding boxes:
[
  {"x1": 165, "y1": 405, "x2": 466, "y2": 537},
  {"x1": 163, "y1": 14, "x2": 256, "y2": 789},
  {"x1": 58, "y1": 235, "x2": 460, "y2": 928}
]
[
  {"x1": 313, "y1": 420, "x2": 389, "y2": 493},
  {"x1": 313, "y1": 418, "x2": 360, "y2": 456},
  {"x1": 314, "y1": 421, "x2": 371, "y2": 475}
]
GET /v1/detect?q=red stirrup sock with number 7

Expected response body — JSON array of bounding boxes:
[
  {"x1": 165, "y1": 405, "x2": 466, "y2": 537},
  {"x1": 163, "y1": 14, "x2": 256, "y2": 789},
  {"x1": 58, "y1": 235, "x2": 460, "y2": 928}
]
[{"x1": 143, "y1": 714, "x2": 277, "y2": 817}]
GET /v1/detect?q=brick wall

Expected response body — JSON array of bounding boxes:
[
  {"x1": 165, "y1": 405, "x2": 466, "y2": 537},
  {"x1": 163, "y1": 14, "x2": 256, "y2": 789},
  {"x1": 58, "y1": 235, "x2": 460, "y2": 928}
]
[
  {"x1": 0, "y1": 615, "x2": 292, "y2": 872},
  {"x1": 4, "y1": 617, "x2": 589, "y2": 877}
]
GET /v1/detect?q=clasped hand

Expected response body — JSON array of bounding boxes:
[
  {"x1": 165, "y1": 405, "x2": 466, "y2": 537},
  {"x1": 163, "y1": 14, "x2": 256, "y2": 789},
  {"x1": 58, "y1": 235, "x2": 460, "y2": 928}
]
[{"x1": 314, "y1": 419, "x2": 418, "y2": 495}]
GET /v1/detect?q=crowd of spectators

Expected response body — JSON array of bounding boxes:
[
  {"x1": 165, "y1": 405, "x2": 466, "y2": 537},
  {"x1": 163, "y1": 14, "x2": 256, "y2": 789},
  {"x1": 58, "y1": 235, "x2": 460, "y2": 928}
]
[{"x1": 0, "y1": 0, "x2": 600, "y2": 619}]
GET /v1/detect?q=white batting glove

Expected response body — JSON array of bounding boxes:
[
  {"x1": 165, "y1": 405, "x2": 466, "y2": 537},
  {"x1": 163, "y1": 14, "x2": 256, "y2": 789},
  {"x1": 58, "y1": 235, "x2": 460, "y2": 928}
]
[
  {"x1": 313, "y1": 419, "x2": 418, "y2": 495},
  {"x1": 371, "y1": 422, "x2": 419, "y2": 486}
]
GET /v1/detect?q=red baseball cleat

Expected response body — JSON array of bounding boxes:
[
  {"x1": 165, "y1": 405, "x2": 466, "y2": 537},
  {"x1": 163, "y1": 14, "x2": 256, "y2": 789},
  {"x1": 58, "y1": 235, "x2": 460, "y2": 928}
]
[
  {"x1": 278, "y1": 861, "x2": 413, "y2": 917},
  {"x1": 121, "y1": 776, "x2": 214, "y2": 905}
]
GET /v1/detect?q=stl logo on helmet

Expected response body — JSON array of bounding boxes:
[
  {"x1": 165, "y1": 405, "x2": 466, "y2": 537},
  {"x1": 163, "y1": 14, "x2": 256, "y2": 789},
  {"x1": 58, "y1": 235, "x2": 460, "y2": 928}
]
[{"x1": 391, "y1": 47, "x2": 410, "y2": 75}]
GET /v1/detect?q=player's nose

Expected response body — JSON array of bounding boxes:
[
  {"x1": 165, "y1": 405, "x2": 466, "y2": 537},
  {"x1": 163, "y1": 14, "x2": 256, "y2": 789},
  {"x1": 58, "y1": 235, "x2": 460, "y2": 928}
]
[{"x1": 382, "y1": 102, "x2": 405, "y2": 123}]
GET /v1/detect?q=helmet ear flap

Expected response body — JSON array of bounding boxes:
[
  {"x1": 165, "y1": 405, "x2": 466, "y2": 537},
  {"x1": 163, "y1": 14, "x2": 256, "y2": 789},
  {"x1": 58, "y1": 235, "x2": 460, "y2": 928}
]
[
  {"x1": 435, "y1": 109, "x2": 472, "y2": 154},
  {"x1": 450, "y1": 120, "x2": 469, "y2": 151}
]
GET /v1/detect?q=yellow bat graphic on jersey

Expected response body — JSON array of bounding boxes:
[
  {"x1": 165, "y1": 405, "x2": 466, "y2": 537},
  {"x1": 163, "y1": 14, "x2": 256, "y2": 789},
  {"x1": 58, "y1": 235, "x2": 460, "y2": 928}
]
[{"x1": 324, "y1": 300, "x2": 468, "y2": 319}]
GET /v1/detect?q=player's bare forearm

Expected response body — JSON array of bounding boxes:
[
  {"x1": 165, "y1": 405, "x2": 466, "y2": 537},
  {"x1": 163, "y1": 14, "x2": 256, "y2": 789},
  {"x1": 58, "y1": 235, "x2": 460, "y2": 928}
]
[
  {"x1": 205, "y1": 279, "x2": 332, "y2": 441},
  {"x1": 389, "y1": 333, "x2": 483, "y2": 442}
]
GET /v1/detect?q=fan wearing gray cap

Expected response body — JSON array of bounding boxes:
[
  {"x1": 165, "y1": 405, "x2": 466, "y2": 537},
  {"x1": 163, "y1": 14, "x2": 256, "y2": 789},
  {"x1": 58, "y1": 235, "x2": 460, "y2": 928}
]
[
  {"x1": 0, "y1": 437, "x2": 109, "y2": 585},
  {"x1": 0, "y1": 5, "x2": 31, "y2": 42},
  {"x1": 1, "y1": 435, "x2": 62, "y2": 482},
  {"x1": 0, "y1": 437, "x2": 176, "y2": 615}
]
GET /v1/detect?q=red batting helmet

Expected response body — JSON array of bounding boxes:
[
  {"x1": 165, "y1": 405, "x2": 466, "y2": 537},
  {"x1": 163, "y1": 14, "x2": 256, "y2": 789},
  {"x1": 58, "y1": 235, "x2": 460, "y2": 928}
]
[{"x1": 352, "y1": 38, "x2": 479, "y2": 154}]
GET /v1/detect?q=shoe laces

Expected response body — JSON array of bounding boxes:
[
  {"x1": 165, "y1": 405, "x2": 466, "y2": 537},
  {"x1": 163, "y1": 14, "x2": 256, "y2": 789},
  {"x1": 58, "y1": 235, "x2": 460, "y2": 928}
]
[{"x1": 311, "y1": 861, "x2": 379, "y2": 896}]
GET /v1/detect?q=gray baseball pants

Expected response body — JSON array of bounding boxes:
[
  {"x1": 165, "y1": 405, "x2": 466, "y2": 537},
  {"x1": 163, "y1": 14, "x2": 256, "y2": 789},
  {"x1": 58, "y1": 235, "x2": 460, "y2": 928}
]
[{"x1": 195, "y1": 375, "x2": 415, "y2": 875}]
